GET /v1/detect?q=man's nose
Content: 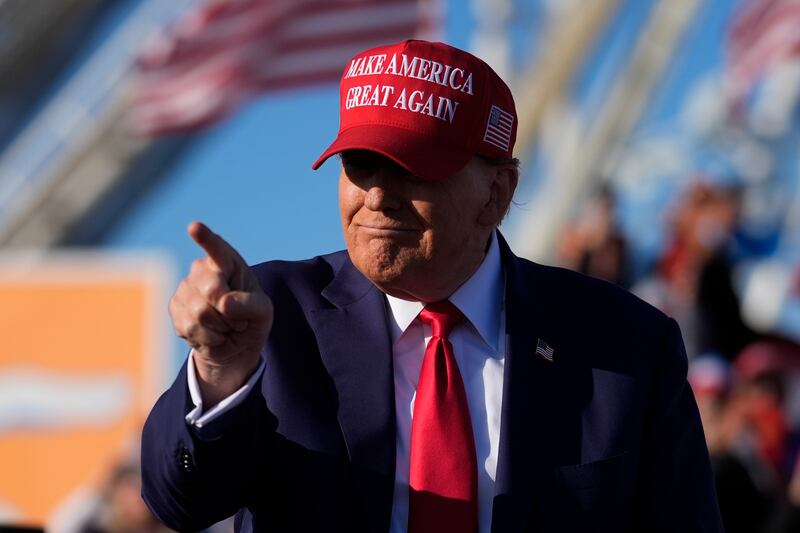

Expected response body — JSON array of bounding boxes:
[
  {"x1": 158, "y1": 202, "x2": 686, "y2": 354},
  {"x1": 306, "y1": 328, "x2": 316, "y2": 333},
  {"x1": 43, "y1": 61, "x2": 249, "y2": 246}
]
[{"x1": 363, "y1": 173, "x2": 402, "y2": 211}]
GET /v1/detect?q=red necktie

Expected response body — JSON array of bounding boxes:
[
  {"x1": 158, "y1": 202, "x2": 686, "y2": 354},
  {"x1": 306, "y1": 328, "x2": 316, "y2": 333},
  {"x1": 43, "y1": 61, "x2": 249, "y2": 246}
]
[{"x1": 408, "y1": 300, "x2": 478, "y2": 533}]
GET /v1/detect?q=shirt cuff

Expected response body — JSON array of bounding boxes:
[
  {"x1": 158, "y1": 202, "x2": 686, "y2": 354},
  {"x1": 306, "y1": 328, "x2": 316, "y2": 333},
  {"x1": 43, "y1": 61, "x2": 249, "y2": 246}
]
[{"x1": 185, "y1": 350, "x2": 266, "y2": 429}]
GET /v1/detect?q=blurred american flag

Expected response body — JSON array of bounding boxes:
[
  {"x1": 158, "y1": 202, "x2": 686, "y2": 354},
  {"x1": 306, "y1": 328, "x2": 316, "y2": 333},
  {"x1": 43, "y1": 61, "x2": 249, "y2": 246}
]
[
  {"x1": 131, "y1": 0, "x2": 438, "y2": 135},
  {"x1": 727, "y1": 0, "x2": 800, "y2": 101}
]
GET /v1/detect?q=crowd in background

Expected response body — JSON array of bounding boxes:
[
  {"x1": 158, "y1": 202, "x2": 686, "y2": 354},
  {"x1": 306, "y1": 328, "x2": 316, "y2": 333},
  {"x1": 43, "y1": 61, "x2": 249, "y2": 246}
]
[{"x1": 560, "y1": 180, "x2": 800, "y2": 533}]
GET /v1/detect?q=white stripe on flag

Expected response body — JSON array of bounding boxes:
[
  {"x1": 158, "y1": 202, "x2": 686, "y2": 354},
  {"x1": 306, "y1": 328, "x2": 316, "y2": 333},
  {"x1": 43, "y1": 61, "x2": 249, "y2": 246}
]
[{"x1": 131, "y1": 0, "x2": 436, "y2": 135}]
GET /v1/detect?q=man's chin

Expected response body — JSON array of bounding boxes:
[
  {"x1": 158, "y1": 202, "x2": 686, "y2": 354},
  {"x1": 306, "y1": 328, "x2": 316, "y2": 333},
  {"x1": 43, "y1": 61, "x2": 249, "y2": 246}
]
[
  {"x1": 357, "y1": 261, "x2": 406, "y2": 286},
  {"x1": 350, "y1": 254, "x2": 410, "y2": 288}
]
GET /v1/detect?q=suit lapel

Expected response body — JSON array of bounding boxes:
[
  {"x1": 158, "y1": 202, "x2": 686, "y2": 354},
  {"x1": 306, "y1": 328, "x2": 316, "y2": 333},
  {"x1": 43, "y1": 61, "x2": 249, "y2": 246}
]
[
  {"x1": 308, "y1": 256, "x2": 395, "y2": 533},
  {"x1": 492, "y1": 234, "x2": 585, "y2": 530}
]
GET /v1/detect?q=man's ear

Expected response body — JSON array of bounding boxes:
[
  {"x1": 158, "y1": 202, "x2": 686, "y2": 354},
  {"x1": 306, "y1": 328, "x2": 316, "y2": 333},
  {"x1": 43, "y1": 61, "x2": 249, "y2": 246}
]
[{"x1": 478, "y1": 164, "x2": 519, "y2": 226}]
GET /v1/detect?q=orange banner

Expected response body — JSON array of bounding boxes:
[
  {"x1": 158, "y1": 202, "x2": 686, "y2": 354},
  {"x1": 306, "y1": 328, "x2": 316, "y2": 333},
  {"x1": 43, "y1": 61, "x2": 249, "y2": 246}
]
[{"x1": 0, "y1": 253, "x2": 170, "y2": 527}]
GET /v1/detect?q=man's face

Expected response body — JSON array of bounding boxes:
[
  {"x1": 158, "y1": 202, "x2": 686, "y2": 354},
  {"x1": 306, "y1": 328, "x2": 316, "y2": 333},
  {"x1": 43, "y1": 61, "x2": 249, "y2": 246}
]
[{"x1": 338, "y1": 150, "x2": 510, "y2": 301}]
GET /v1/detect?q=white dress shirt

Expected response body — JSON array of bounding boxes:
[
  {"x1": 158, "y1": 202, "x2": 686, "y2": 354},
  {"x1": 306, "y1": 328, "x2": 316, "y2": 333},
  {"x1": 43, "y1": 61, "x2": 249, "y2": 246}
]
[
  {"x1": 186, "y1": 234, "x2": 506, "y2": 532},
  {"x1": 386, "y1": 233, "x2": 505, "y2": 532}
]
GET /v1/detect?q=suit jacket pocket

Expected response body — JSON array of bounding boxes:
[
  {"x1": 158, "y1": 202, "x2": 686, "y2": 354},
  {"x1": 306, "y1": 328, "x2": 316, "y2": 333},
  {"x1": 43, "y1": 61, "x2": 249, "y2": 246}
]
[
  {"x1": 535, "y1": 452, "x2": 635, "y2": 532},
  {"x1": 556, "y1": 451, "x2": 631, "y2": 491}
]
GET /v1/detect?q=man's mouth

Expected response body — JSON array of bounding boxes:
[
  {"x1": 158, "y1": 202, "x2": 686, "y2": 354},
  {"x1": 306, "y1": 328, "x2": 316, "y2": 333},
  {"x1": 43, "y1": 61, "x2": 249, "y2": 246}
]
[{"x1": 356, "y1": 223, "x2": 418, "y2": 236}]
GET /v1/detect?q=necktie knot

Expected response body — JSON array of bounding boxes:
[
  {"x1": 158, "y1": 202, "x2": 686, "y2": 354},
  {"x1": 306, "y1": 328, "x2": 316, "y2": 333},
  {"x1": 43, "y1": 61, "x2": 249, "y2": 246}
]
[{"x1": 419, "y1": 300, "x2": 464, "y2": 338}]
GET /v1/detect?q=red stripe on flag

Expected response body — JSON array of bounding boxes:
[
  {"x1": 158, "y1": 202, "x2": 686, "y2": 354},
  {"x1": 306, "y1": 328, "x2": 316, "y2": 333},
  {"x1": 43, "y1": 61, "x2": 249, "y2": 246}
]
[
  {"x1": 131, "y1": 0, "x2": 434, "y2": 136},
  {"x1": 727, "y1": 0, "x2": 800, "y2": 100}
]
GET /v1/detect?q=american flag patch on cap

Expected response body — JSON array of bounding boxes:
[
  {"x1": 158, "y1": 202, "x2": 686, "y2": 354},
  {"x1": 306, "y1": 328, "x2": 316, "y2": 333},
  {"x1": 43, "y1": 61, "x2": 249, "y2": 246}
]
[
  {"x1": 483, "y1": 105, "x2": 514, "y2": 151},
  {"x1": 535, "y1": 338, "x2": 555, "y2": 362}
]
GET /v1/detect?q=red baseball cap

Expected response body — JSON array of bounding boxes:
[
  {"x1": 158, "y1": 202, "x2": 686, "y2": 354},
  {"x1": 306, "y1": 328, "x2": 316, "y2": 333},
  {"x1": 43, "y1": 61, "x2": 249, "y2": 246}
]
[{"x1": 312, "y1": 40, "x2": 517, "y2": 181}]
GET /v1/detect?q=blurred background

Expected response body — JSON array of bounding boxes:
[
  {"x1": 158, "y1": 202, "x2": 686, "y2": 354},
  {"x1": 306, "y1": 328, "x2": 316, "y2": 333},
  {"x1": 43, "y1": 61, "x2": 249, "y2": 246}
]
[{"x1": 1, "y1": 0, "x2": 800, "y2": 531}]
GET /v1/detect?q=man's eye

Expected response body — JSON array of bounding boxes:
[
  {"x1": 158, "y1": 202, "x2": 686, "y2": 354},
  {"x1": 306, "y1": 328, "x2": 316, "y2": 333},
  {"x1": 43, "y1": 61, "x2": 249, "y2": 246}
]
[
  {"x1": 343, "y1": 158, "x2": 375, "y2": 177},
  {"x1": 341, "y1": 151, "x2": 411, "y2": 179},
  {"x1": 342, "y1": 152, "x2": 382, "y2": 175},
  {"x1": 343, "y1": 158, "x2": 371, "y2": 170}
]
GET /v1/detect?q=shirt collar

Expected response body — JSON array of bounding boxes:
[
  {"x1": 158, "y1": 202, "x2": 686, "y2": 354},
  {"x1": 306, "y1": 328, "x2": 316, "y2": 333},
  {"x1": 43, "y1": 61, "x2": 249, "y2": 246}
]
[{"x1": 385, "y1": 232, "x2": 504, "y2": 351}]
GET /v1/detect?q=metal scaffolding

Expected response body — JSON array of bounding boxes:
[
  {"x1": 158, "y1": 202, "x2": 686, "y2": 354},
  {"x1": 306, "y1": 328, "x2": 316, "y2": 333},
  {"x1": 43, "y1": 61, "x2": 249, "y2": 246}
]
[{"x1": 0, "y1": 0, "x2": 196, "y2": 248}]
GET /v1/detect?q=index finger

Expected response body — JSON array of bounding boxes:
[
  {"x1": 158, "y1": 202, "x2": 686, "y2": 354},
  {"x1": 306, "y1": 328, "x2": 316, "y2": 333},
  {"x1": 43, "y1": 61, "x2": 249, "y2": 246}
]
[{"x1": 188, "y1": 221, "x2": 245, "y2": 275}]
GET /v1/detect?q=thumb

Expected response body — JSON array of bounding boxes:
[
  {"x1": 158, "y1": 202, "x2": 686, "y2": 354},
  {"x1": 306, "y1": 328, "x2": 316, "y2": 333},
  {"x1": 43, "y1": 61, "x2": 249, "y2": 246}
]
[{"x1": 220, "y1": 290, "x2": 274, "y2": 323}]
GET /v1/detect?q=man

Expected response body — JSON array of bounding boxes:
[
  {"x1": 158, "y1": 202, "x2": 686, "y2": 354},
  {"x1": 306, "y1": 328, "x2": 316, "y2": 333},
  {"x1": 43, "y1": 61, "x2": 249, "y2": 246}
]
[{"x1": 141, "y1": 40, "x2": 723, "y2": 532}]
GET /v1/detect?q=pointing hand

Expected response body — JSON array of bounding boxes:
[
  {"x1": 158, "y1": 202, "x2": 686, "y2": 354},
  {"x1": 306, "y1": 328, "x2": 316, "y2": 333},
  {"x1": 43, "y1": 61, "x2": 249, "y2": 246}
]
[{"x1": 170, "y1": 222, "x2": 273, "y2": 405}]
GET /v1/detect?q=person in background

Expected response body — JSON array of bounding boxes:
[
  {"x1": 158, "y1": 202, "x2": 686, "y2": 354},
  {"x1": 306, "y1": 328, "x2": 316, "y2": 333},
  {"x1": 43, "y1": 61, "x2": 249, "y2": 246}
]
[
  {"x1": 70, "y1": 461, "x2": 172, "y2": 533},
  {"x1": 634, "y1": 181, "x2": 755, "y2": 359},
  {"x1": 557, "y1": 187, "x2": 629, "y2": 287},
  {"x1": 690, "y1": 356, "x2": 772, "y2": 533}
]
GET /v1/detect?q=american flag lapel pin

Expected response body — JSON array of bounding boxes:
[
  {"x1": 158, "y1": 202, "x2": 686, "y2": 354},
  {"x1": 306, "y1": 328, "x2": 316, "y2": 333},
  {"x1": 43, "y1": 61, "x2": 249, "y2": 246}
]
[{"x1": 535, "y1": 338, "x2": 555, "y2": 363}]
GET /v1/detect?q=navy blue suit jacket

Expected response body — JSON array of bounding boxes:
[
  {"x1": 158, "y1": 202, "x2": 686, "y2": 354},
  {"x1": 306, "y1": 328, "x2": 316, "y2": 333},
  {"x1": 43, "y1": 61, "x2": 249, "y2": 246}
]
[{"x1": 142, "y1": 234, "x2": 723, "y2": 532}]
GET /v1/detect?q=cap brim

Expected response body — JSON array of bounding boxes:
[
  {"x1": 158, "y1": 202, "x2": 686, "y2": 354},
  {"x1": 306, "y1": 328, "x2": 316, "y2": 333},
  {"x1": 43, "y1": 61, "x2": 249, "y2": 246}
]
[{"x1": 312, "y1": 125, "x2": 475, "y2": 181}]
